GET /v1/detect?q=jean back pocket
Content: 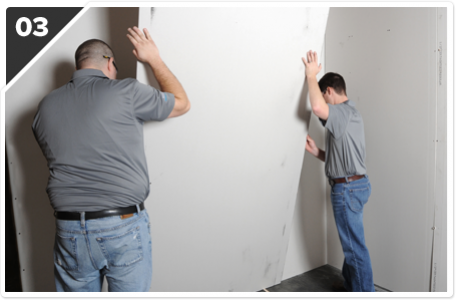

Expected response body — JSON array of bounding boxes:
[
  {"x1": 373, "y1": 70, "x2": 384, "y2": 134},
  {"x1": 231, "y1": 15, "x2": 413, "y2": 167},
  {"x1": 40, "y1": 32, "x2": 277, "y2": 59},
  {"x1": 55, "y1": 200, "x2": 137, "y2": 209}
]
[
  {"x1": 96, "y1": 226, "x2": 143, "y2": 267},
  {"x1": 54, "y1": 234, "x2": 78, "y2": 270}
]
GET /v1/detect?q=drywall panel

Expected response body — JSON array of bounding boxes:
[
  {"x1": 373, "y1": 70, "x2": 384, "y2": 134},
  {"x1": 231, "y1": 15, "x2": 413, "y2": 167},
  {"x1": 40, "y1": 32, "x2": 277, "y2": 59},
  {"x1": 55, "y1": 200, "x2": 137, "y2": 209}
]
[
  {"x1": 136, "y1": 7, "x2": 328, "y2": 291},
  {"x1": 5, "y1": 7, "x2": 139, "y2": 291},
  {"x1": 282, "y1": 53, "x2": 328, "y2": 280},
  {"x1": 325, "y1": 8, "x2": 447, "y2": 292}
]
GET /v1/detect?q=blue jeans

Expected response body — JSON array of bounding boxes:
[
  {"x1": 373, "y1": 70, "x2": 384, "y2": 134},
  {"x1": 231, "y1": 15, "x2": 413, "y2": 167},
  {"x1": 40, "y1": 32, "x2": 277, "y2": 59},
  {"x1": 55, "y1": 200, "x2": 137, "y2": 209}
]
[
  {"x1": 330, "y1": 175, "x2": 375, "y2": 292},
  {"x1": 53, "y1": 207, "x2": 152, "y2": 292}
]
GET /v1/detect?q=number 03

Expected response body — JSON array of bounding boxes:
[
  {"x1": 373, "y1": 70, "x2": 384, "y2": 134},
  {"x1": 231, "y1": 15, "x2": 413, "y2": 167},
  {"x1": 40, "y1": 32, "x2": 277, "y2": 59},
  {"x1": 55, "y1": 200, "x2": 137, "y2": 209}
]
[{"x1": 16, "y1": 17, "x2": 48, "y2": 37}]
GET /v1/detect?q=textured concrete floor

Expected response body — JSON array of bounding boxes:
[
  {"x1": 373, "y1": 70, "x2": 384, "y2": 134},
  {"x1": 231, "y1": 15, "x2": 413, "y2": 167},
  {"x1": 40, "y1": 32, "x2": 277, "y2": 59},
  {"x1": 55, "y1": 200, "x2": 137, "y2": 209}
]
[{"x1": 260, "y1": 264, "x2": 390, "y2": 292}]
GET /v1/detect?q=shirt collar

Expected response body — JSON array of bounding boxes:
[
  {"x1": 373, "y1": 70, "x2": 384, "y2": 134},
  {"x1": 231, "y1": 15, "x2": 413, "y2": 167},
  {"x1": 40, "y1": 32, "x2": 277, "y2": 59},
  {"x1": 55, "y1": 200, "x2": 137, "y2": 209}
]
[
  {"x1": 71, "y1": 69, "x2": 108, "y2": 80},
  {"x1": 343, "y1": 99, "x2": 355, "y2": 107}
]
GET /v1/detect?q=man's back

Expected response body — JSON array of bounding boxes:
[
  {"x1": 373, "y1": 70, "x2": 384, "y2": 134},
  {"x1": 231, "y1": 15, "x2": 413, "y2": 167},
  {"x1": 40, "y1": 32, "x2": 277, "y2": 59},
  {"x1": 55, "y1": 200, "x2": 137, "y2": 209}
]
[
  {"x1": 34, "y1": 31, "x2": 190, "y2": 293},
  {"x1": 32, "y1": 69, "x2": 175, "y2": 212},
  {"x1": 322, "y1": 100, "x2": 367, "y2": 178}
]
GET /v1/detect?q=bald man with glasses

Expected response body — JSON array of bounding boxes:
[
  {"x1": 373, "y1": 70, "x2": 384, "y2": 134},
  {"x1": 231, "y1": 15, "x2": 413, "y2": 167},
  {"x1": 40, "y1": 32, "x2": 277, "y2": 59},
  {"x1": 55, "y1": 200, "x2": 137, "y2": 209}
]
[{"x1": 32, "y1": 27, "x2": 190, "y2": 292}]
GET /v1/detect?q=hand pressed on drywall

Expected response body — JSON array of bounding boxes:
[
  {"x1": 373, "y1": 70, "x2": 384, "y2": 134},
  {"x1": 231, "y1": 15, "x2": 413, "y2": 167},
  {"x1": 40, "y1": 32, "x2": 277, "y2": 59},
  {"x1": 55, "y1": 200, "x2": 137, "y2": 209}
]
[
  {"x1": 127, "y1": 26, "x2": 161, "y2": 65},
  {"x1": 302, "y1": 50, "x2": 322, "y2": 78},
  {"x1": 126, "y1": 26, "x2": 191, "y2": 118},
  {"x1": 305, "y1": 135, "x2": 319, "y2": 157},
  {"x1": 306, "y1": 135, "x2": 325, "y2": 162}
]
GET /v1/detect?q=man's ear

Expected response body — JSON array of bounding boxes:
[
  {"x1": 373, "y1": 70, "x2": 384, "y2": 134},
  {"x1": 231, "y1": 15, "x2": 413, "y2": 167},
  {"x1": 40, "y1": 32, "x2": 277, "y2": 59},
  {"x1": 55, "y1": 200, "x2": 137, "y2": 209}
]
[{"x1": 107, "y1": 58, "x2": 114, "y2": 72}]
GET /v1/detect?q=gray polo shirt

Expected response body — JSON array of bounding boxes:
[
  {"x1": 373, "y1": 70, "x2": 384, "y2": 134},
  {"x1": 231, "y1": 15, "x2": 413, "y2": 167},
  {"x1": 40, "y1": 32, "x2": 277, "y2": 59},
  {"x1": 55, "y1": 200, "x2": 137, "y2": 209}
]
[
  {"x1": 32, "y1": 69, "x2": 175, "y2": 212},
  {"x1": 320, "y1": 99, "x2": 367, "y2": 179}
]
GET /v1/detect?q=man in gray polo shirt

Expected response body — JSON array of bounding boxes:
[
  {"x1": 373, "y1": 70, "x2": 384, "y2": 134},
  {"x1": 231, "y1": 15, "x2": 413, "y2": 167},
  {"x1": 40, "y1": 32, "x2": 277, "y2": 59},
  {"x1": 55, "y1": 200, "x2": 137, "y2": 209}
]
[
  {"x1": 302, "y1": 51, "x2": 374, "y2": 292},
  {"x1": 32, "y1": 27, "x2": 190, "y2": 292}
]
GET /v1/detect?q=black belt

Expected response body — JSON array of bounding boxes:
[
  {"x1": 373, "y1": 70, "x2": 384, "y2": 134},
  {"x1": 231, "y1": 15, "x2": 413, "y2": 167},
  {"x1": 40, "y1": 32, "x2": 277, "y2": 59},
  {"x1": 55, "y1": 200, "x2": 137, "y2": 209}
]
[
  {"x1": 54, "y1": 203, "x2": 145, "y2": 221},
  {"x1": 331, "y1": 175, "x2": 365, "y2": 184}
]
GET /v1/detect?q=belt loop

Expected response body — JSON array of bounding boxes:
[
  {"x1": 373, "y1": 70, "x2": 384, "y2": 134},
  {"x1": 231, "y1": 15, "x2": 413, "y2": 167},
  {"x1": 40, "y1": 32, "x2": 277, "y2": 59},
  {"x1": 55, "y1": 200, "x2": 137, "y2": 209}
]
[
  {"x1": 80, "y1": 212, "x2": 85, "y2": 228},
  {"x1": 345, "y1": 176, "x2": 349, "y2": 184},
  {"x1": 136, "y1": 204, "x2": 140, "y2": 214}
]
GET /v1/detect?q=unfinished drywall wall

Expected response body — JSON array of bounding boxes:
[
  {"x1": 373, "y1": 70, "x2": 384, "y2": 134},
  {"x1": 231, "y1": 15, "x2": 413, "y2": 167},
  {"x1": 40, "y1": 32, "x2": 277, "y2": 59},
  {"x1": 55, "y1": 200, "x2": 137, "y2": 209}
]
[
  {"x1": 325, "y1": 7, "x2": 447, "y2": 292},
  {"x1": 136, "y1": 7, "x2": 328, "y2": 292},
  {"x1": 282, "y1": 59, "x2": 328, "y2": 280},
  {"x1": 5, "y1": 5, "x2": 329, "y2": 292},
  {"x1": 4, "y1": 7, "x2": 139, "y2": 291}
]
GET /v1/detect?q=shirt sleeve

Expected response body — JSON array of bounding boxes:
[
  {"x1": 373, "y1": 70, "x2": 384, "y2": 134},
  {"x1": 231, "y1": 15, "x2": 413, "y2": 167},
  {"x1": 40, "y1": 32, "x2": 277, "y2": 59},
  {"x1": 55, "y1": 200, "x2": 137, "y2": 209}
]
[
  {"x1": 131, "y1": 80, "x2": 175, "y2": 122},
  {"x1": 324, "y1": 103, "x2": 352, "y2": 139}
]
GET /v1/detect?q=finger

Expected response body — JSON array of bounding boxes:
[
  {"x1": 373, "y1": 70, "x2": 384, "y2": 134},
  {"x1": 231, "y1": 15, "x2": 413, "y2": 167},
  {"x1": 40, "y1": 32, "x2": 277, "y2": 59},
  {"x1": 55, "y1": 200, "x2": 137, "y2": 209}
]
[
  {"x1": 313, "y1": 51, "x2": 318, "y2": 63},
  {"x1": 127, "y1": 28, "x2": 140, "y2": 42},
  {"x1": 133, "y1": 26, "x2": 146, "y2": 40},
  {"x1": 307, "y1": 51, "x2": 312, "y2": 63},
  {"x1": 126, "y1": 33, "x2": 138, "y2": 45},
  {"x1": 132, "y1": 49, "x2": 137, "y2": 57},
  {"x1": 307, "y1": 136, "x2": 313, "y2": 143},
  {"x1": 143, "y1": 28, "x2": 152, "y2": 40},
  {"x1": 127, "y1": 27, "x2": 142, "y2": 41},
  {"x1": 302, "y1": 57, "x2": 308, "y2": 66}
]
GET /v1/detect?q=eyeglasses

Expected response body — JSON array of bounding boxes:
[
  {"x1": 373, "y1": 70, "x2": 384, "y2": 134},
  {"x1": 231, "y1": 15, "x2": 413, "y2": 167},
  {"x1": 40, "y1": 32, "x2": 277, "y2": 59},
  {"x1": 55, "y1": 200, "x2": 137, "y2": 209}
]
[{"x1": 103, "y1": 55, "x2": 118, "y2": 72}]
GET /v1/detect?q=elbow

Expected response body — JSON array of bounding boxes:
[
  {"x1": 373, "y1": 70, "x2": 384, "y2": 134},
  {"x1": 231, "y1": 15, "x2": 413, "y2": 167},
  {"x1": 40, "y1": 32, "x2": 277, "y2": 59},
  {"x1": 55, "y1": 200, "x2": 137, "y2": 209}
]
[
  {"x1": 185, "y1": 100, "x2": 191, "y2": 112},
  {"x1": 312, "y1": 105, "x2": 322, "y2": 117},
  {"x1": 175, "y1": 95, "x2": 191, "y2": 112},
  {"x1": 312, "y1": 104, "x2": 328, "y2": 120},
  {"x1": 182, "y1": 101, "x2": 191, "y2": 115}
]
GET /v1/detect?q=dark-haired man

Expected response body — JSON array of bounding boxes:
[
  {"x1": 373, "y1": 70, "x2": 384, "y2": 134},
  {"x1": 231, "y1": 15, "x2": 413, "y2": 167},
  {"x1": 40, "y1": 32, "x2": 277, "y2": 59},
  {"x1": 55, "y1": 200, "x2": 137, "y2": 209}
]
[
  {"x1": 32, "y1": 27, "x2": 190, "y2": 292},
  {"x1": 302, "y1": 51, "x2": 374, "y2": 292}
]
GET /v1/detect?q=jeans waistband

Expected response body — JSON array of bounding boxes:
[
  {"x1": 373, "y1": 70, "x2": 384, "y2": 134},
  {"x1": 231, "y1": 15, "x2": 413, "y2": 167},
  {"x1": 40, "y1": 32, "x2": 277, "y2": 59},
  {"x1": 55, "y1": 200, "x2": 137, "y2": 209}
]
[
  {"x1": 54, "y1": 203, "x2": 145, "y2": 221},
  {"x1": 329, "y1": 175, "x2": 368, "y2": 186}
]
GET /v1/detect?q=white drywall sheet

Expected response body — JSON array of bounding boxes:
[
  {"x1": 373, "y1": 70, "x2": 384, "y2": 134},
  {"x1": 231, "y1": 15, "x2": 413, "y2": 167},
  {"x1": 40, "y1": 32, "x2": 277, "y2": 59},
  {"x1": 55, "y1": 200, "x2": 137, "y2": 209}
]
[
  {"x1": 282, "y1": 51, "x2": 328, "y2": 280},
  {"x1": 136, "y1": 7, "x2": 328, "y2": 291},
  {"x1": 4, "y1": 6, "x2": 328, "y2": 292}
]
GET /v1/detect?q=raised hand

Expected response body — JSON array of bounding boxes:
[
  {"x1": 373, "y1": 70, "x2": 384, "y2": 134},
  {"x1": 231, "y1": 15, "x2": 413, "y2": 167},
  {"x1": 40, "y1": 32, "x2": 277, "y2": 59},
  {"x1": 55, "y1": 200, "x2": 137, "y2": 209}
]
[
  {"x1": 127, "y1": 26, "x2": 161, "y2": 65},
  {"x1": 302, "y1": 50, "x2": 322, "y2": 78}
]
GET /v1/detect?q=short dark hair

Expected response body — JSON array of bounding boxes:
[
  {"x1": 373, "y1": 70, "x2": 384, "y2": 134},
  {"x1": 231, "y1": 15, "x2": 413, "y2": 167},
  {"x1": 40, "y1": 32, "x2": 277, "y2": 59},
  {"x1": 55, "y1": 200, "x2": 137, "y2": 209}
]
[
  {"x1": 318, "y1": 72, "x2": 347, "y2": 96},
  {"x1": 75, "y1": 39, "x2": 114, "y2": 70}
]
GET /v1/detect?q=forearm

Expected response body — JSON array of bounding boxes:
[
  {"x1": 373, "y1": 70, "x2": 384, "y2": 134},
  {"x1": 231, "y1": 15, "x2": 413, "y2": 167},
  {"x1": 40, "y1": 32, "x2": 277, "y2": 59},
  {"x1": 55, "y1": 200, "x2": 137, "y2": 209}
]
[
  {"x1": 307, "y1": 76, "x2": 326, "y2": 113},
  {"x1": 316, "y1": 148, "x2": 325, "y2": 162},
  {"x1": 147, "y1": 59, "x2": 187, "y2": 101}
]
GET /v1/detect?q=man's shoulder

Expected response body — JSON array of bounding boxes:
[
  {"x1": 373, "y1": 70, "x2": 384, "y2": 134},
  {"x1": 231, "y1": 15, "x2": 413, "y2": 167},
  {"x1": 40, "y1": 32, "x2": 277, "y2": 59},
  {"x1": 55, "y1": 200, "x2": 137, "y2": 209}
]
[
  {"x1": 334, "y1": 100, "x2": 359, "y2": 114},
  {"x1": 104, "y1": 77, "x2": 142, "y2": 92},
  {"x1": 326, "y1": 100, "x2": 360, "y2": 126},
  {"x1": 328, "y1": 100, "x2": 352, "y2": 115},
  {"x1": 39, "y1": 85, "x2": 67, "y2": 106},
  {"x1": 114, "y1": 77, "x2": 137, "y2": 83},
  {"x1": 341, "y1": 100, "x2": 365, "y2": 125}
]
